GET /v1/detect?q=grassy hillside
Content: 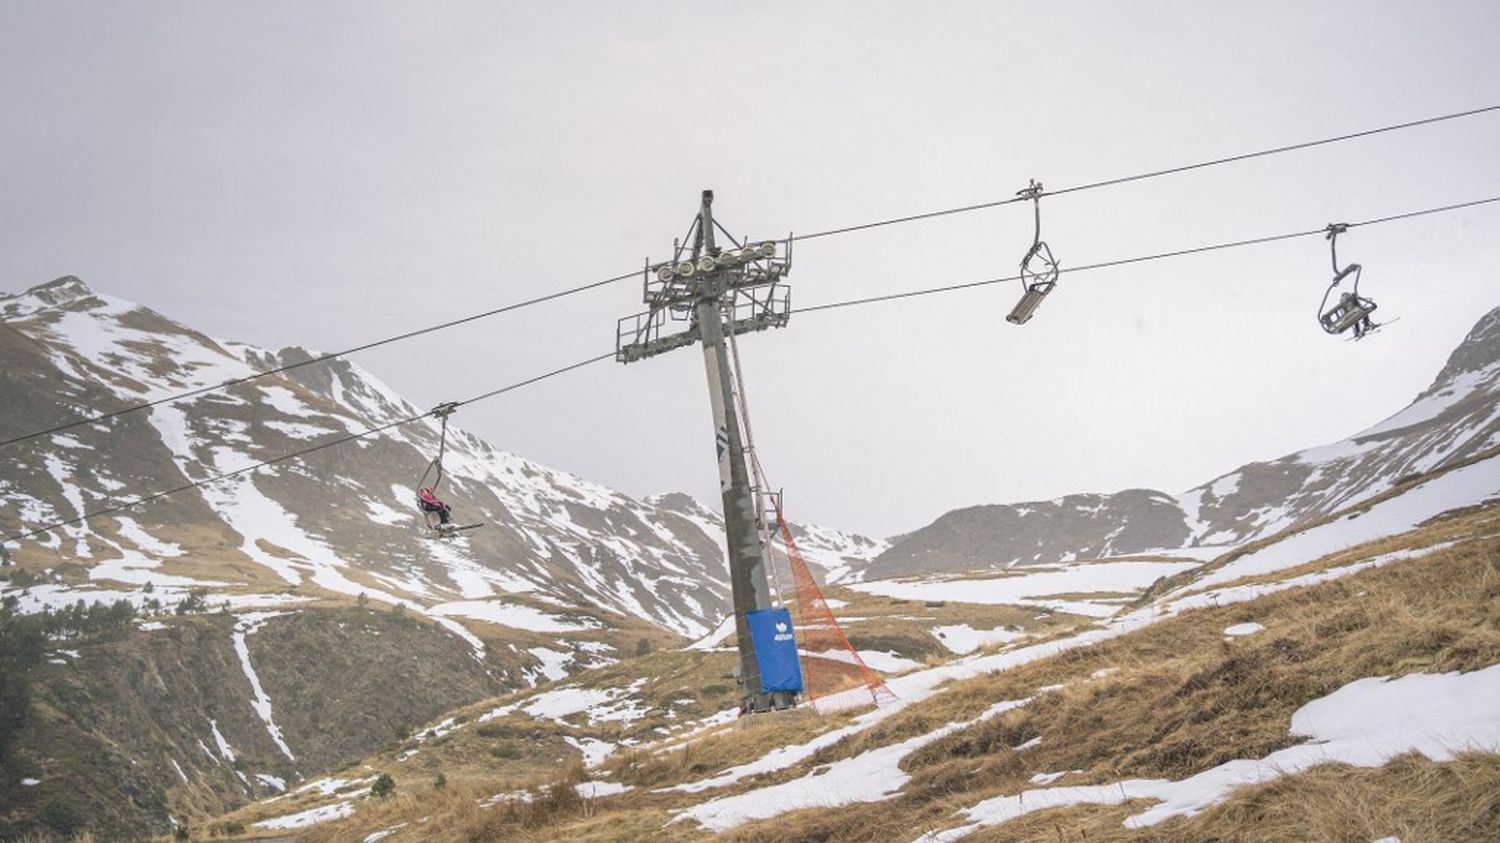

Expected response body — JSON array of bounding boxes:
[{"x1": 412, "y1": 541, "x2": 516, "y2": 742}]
[
  {"x1": 0, "y1": 585, "x2": 684, "y2": 841},
  {"x1": 197, "y1": 475, "x2": 1498, "y2": 842}
]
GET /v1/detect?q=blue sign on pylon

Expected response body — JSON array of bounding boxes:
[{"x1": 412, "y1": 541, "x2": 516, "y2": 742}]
[{"x1": 746, "y1": 607, "x2": 804, "y2": 694}]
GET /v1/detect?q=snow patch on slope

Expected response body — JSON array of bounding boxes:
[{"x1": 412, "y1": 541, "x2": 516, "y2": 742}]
[
  {"x1": 1196, "y1": 456, "x2": 1500, "y2": 590},
  {"x1": 914, "y1": 665, "x2": 1500, "y2": 840},
  {"x1": 850, "y1": 561, "x2": 1198, "y2": 614},
  {"x1": 232, "y1": 612, "x2": 297, "y2": 761},
  {"x1": 680, "y1": 698, "x2": 1031, "y2": 831}
]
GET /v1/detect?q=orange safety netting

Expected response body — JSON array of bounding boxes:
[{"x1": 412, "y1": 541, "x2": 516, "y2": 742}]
[{"x1": 774, "y1": 511, "x2": 898, "y2": 714}]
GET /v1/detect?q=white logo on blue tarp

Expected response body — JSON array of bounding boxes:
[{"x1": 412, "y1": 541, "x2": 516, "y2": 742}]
[{"x1": 774, "y1": 621, "x2": 793, "y2": 642}]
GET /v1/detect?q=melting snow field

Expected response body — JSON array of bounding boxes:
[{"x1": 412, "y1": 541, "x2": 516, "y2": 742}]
[
  {"x1": 849, "y1": 560, "x2": 1198, "y2": 614},
  {"x1": 232, "y1": 612, "x2": 297, "y2": 761},
  {"x1": 1196, "y1": 456, "x2": 1500, "y2": 590},
  {"x1": 912, "y1": 665, "x2": 1500, "y2": 841},
  {"x1": 575, "y1": 780, "x2": 632, "y2": 798},
  {"x1": 521, "y1": 682, "x2": 649, "y2": 728},
  {"x1": 804, "y1": 648, "x2": 925, "y2": 675},
  {"x1": 566, "y1": 736, "x2": 619, "y2": 768},
  {"x1": 687, "y1": 615, "x2": 735, "y2": 651},
  {"x1": 1352, "y1": 366, "x2": 1496, "y2": 439},
  {"x1": 679, "y1": 699, "x2": 1031, "y2": 832},
  {"x1": 668, "y1": 535, "x2": 1474, "y2": 832},
  {"x1": 0, "y1": 583, "x2": 310, "y2": 616},
  {"x1": 931, "y1": 623, "x2": 1028, "y2": 655},
  {"x1": 253, "y1": 800, "x2": 356, "y2": 830},
  {"x1": 427, "y1": 599, "x2": 596, "y2": 633},
  {"x1": 852, "y1": 650, "x2": 925, "y2": 674}
]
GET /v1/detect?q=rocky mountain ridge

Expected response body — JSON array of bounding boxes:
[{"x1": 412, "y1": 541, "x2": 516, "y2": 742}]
[
  {"x1": 869, "y1": 305, "x2": 1500, "y2": 578},
  {"x1": 1, "y1": 276, "x2": 881, "y2": 642}
]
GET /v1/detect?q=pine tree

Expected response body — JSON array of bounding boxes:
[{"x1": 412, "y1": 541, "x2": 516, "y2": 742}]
[{"x1": 0, "y1": 603, "x2": 46, "y2": 758}]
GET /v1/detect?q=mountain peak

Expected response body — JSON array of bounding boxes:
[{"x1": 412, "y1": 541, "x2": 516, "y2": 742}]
[
  {"x1": 1420, "y1": 304, "x2": 1500, "y2": 398},
  {"x1": 2, "y1": 275, "x2": 101, "y2": 318},
  {"x1": 26, "y1": 274, "x2": 95, "y2": 301},
  {"x1": 647, "y1": 492, "x2": 708, "y2": 515}
]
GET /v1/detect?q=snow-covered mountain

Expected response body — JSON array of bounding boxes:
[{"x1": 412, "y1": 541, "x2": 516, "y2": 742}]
[
  {"x1": 0, "y1": 277, "x2": 883, "y2": 646},
  {"x1": 1179, "y1": 305, "x2": 1500, "y2": 544},
  {"x1": 646, "y1": 491, "x2": 889, "y2": 584},
  {"x1": 0, "y1": 276, "x2": 890, "y2": 835},
  {"x1": 868, "y1": 305, "x2": 1500, "y2": 579}
]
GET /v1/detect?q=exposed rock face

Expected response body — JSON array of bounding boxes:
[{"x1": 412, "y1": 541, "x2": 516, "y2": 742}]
[
  {"x1": 869, "y1": 305, "x2": 1500, "y2": 578},
  {"x1": 866, "y1": 490, "x2": 1191, "y2": 580}
]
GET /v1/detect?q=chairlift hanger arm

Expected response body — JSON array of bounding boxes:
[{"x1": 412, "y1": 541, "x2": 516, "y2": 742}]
[
  {"x1": 419, "y1": 400, "x2": 463, "y2": 493},
  {"x1": 1018, "y1": 179, "x2": 1046, "y2": 251},
  {"x1": 1323, "y1": 223, "x2": 1362, "y2": 291},
  {"x1": 1325, "y1": 223, "x2": 1351, "y2": 275}
]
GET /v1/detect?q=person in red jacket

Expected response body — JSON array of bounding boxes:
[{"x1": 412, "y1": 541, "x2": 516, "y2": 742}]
[{"x1": 416, "y1": 486, "x2": 452, "y2": 526}]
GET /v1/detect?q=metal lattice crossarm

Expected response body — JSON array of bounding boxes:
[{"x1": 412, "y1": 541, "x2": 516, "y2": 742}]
[
  {"x1": 616, "y1": 283, "x2": 792, "y2": 363},
  {"x1": 617, "y1": 191, "x2": 793, "y2": 364}
]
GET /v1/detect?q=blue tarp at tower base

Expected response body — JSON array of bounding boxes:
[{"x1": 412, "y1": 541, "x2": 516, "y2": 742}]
[{"x1": 746, "y1": 607, "x2": 804, "y2": 694}]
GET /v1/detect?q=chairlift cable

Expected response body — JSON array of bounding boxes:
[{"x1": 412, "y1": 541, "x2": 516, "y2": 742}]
[
  {"x1": 791, "y1": 104, "x2": 1500, "y2": 242},
  {"x1": 1, "y1": 352, "x2": 615, "y2": 545},
  {"x1": 7, "y1": 105, "x2": 1496, "y2": 451},
  {"x1": 793, "y1": 194, "x2": 1500, "y2": 315},
  {"x1": 450, "y1": 352, "x2": 615, "y2": 406},
  {"x1": 10, "y1": 192, "x2": 1497, "y2": 543},
  {"x1": 7, "y1": 191, "x2": 1498, "y2": 544},
  {"x1": 0, "y1": 272, "x2": 640, "y2": 450}
]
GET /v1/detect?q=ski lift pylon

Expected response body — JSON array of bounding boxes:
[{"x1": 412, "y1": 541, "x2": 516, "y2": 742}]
[
  {"x1": 1318, "y1": 223, "x2": 1380, "y2": 339},
  {"x1": 1007, "y1": 179, "x2": 1061, "y2": 325}
]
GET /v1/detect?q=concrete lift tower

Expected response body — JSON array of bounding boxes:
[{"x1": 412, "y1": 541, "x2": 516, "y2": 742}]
[{"x1": 615, "y1": 190, "x2": 797, "y2": 713}]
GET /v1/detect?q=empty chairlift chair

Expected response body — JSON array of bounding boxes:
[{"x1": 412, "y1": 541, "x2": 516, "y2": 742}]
[{"x1": 1007, "y1": 179, "x2": 1061, "y2": 325}]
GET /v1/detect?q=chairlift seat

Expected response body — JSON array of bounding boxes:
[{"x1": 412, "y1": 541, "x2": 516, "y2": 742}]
[
  {"x1": 1007, "y1": 285, "x2": 1051, "y2": 325},
  {"x1": 1320, "y1": 295, "x2": 1377, "y2": 334}
]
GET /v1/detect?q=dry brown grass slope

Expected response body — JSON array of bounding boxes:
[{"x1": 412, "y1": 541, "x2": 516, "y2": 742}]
[
  {"x1": 188, "y1": 499, "x2": 1499, "y2": 843},
  {"x1": 717, "y1": 511, "x2": 1499, "y2": 843}
]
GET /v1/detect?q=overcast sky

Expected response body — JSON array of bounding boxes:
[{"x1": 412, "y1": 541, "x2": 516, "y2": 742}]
[{"x1": 3, "y1": 1, "x2": 1498, "y2": 537}]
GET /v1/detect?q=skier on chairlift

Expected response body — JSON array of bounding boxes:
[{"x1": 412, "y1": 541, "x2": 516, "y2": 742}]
[
  {"x1": 417, "y1": 486, "x2": 453, "y2": 527},
  {"x1": 1341, "y1": 292, "x2": 1375, "y2": 339}
]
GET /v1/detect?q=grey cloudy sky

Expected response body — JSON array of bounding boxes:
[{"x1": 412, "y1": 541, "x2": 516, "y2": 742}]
[{"x1": 3, "y1": 1, "x2": 1498, "y2": 537}]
